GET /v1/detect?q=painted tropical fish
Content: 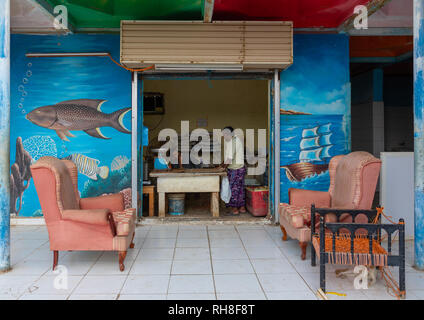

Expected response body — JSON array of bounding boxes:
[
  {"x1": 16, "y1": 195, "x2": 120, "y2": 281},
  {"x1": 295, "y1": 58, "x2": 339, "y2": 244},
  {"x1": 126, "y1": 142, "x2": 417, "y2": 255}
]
[
  {"x1": 26, "y1": 99, "x2": 131, "y2": 141},
  {"x1": 63, "y1": 153, "x2": 109, "y2": 180}
]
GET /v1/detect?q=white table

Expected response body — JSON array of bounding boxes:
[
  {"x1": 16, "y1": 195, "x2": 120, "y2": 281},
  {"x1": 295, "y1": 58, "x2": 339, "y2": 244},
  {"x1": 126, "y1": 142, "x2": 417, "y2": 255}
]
[{"x1": 150, "y1": 169, "x2": 227, "y2": 217}]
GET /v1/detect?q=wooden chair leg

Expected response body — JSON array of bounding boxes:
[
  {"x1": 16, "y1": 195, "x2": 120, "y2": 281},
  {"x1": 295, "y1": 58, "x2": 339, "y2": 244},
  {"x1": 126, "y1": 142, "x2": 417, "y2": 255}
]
[
  {"x1": 280, "y1": 225, "x2": 288, "y2": 241},
  {"x1": 119, "y1": 251, "x2": 127, "y2": 271},
  {"x1": 299, "y1": 242, "x2": 307, "y2": 260},
  {"x1": 53, "y1": 250, "x2": 58, "y2": 270},
  {"x1": 129, "y1": 233, "x2": 135, "y2": 249}
]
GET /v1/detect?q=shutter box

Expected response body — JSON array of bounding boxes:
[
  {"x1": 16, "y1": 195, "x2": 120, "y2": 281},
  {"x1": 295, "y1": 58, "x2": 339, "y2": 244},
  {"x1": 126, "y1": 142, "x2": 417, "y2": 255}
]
[{"x1": 120, "y1": 20, "x2": 293, "y2": 71}]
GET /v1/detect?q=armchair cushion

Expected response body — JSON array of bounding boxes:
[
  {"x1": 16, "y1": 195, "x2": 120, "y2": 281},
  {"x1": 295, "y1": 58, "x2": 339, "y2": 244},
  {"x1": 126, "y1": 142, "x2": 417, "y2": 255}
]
[
  {"x1": 288, "y1": 188, "x2": 331, "y2": 207},
  {"x1": 62, "y1": 209, "x2": 111, "y2": 225},
  {"x1": 80, "y1": 193, "x2": 125, "y2": 212}
]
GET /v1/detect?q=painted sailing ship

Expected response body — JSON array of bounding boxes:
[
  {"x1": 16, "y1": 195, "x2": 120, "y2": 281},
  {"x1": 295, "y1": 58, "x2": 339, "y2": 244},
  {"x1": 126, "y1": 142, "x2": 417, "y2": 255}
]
[{"x1": 282, "y1": 123, "x2": 333, "y2": 182}]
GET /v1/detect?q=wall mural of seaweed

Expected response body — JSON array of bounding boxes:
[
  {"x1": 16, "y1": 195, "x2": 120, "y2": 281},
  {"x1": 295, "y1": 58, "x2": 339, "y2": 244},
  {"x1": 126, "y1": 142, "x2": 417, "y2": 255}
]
[
  {"x1": 81, "y1": 161, "x2": 131, "y2": 198},
  {"x1": 10, "y1": 137, "x2": 32, "y2": 215}
]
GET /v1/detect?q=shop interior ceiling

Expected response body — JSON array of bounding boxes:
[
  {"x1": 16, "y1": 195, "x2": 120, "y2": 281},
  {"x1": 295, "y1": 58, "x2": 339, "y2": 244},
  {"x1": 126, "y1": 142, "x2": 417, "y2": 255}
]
[{"x1": 11, "y1": 0, "x2": 383, "y2": 33}]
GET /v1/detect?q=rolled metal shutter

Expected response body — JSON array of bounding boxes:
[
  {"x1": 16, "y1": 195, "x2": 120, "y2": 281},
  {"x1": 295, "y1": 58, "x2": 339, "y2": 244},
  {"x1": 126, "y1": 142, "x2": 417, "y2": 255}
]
[{"x1": 120, "y1": 21, "x2": 293, "y2": 71}]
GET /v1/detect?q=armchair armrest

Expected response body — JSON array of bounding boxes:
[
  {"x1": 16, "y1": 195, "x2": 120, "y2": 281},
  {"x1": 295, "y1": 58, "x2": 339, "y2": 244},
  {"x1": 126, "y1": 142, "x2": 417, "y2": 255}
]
[
  {"x1": 288, "y1": 188, "x2": 331, "y2": 207},
  {"x1": 80, "y1": 193, "x2": 124, "y2": 212},
  {"x1": 62, "y1": 209, "x2": 117, "y2": 236}
]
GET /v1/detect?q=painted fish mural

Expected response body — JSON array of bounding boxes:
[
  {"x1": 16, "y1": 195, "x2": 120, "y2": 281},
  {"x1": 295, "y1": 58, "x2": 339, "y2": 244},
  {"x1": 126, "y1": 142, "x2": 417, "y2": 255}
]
[
  {"x1": 26, "y1": 99, "x2": 131, "y2": 141},
  {"x1": 63, "y1": 153, "x2": 109, "y2": 180},
  {"x1": 111, "y1": 155, "x2": 130, "y2": 171}
]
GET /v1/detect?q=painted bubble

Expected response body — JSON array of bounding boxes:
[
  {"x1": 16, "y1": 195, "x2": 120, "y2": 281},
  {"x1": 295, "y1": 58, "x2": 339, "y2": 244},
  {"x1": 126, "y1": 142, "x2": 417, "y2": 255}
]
[
  {"x1": 22, "y1": 135, "x2": 58, "y2": 162},
  {"x1": 26, "y1": 70, "x2": 32, "y2": 77},
  {"x1": 18, "y1": 85, "x2": 25, "y2": 92},
  {"x1": 27, "y1": 63, "x2": 32, "y2": 68},
  {"x1": 22, "y1": 78, "x2": 28, "y2": 84}
]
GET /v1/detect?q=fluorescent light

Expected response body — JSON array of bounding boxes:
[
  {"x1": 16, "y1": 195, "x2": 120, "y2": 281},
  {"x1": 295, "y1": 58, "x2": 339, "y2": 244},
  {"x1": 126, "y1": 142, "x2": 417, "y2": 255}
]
[
  {"x1": 26, "y1": 52, "x2": 110, "y2": 58},
  {"x1": 155, "y1": 63, "x2": 243, "y2": 72}
]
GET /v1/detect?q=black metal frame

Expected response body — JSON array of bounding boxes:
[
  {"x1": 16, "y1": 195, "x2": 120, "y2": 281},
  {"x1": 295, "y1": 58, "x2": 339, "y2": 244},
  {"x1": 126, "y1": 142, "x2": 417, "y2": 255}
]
[{"x1": 310, "y1": 205, "x2": 405, "y2": 297}]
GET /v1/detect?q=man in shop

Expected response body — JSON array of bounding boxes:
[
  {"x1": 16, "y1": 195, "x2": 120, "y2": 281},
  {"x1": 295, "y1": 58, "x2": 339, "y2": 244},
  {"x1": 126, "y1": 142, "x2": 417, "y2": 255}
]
[{"x1": 220, "y1": 126, "x2": 246, "y2": 215}]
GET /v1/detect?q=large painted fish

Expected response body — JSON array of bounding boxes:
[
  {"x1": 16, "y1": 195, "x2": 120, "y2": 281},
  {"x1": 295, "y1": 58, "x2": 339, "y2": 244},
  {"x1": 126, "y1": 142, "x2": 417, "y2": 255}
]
[
  {"x1": 63, "y1": 153, "x2": 109, "y2": 180},
  {"x1": 26, "y1": 99, "x2": 131, "y2": 141}
]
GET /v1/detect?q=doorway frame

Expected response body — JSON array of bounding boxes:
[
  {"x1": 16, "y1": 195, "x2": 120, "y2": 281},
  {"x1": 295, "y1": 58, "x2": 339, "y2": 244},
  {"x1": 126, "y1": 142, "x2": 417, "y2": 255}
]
[{"x1": 130, "y1": 70, "x2": 281, "y2": 220}]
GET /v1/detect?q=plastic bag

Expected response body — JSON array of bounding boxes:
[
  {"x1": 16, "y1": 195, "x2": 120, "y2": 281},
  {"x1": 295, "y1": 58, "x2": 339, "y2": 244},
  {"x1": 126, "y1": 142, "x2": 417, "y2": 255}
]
[{"x1": 220, "y1": 176, "x2": 232, "y2": 203}]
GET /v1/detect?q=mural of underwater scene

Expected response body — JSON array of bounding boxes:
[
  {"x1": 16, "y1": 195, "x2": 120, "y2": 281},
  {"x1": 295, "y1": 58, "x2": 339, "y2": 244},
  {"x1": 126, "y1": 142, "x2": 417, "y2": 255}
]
[
  {"x1": 279, "y1": 34, "x2": 351, "y2": 203},
  {"x1": 10, "y1": 34, "x2": 132, "y2": 216}
]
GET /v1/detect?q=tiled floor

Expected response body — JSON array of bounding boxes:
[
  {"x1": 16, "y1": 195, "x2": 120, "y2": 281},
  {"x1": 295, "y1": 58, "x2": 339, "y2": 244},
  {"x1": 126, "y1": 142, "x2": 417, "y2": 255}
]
[{"x1": 1, "y1": 224, "x2": 422, "y2": 300}]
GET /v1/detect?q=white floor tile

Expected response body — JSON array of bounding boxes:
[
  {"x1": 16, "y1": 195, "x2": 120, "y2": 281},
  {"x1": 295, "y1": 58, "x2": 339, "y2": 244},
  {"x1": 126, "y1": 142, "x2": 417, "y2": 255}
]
[
  {"x1": 214, "y1": 274, "x2": 263, "y2": 293},
  {"x1": 28, "y1": 275, "x2": 82, "y2": 296},
  {"x1": 176, "y1": 238, "x2": 209, "y2": 248},
  {"x1": 250, "y1": 259, "x2": 297, "y2": 274},
  {"x1": 5, "y1": 259, "x2": 51, "y2": 276},
  {"x1": 174, "y1": 248, "x2": 210, "y2": 260},
  {"x1": 138, "y1": 248, "x2": 175, "y2": 260},
  {"x1": 142, "y1": 238, "x2": 176, "y2": 249},
  {"x1": 209, "y1": 238, "x2": 243, "y2": 248},
  {"x1": 236, "y1": 225, "x2": 266, "y2": 231},
  {"x1": 147, "y1": 229, "x2": 178, "y2": 239},
  {"x1": 245, "y1": 246, "x2": 284, "y2": 260},
  {"x1": 98, "y1": 249, "x2": 139, "y2": 262},
  {"x1": 238, "y1": 230, "x2": 271, "y2": 239},
  {"x1": 178, "y1": 225, "x2": 207, "y2": 231},
  {"x1": 242, "y1": 238, "x2": 277, "y2": 247},
  {"x1": 25, "y1": 248, "x2": 67, "y2": 261},
  {"x1": 122, "y1": 275, "x2": 170, "y2": 294},
  {"x1": 44, "y1": 260, "x2": 95, "y2": 276},
  {"x1": 19, "y1": 294, "x2": 68, "y2": 300},
  {"x1": 208, "y1": 230, "x2": 239, "y2": 239},
  {"x1": 207, "y1": 225, "x2": 235, "y2": 231},
  {"x1": 217, "y1": 292, "x2": 266, "y2": 300},
  {"x1": 130, "y1": 260, "x2": 172, "y2": 275},
  {"x1": 258, "y1": 273, "x2": 310, "y2": 292},
  {"x1": 211, "y1": 247, "x2": 248, "y2": 260},
  {"x1": 118, "y1": 294, "x2": 167, "y2": 300},
  {"x1": 326, "y1": 290, "x2": 369, "y2": 300},
  {"x1": 0, "y1": 275, "x2": 40, "y2": 298},
  {"x1": 68, "y1": 294, "x2": 117, "y2": 300},
  {"x1": 167, "y1": 293, "x2": 216, "y2": 300},
  {"x1": 178, "y1": 230, "x2": 208, "y2": 239},
  {"x1": 407, "y1": 290, "x2": 424, "y2": 300},
  {"x1": 168, "y1": 275, "x2": 214, "y2": 294},
  {"x1": 61, "y1": 251, "x2": 103, "y2": 262},
  {"x1": 266, "y1": 291, "x2": 317, "y2": 300},
  {"x1": 87, "y1": 261, "x2": 132, "y2": 275},
  {"x1": 73, "y1": 275, "x2": 126, "y2": 294},
  {"x1": 212, "y1": 259, "x2": 254, "y2": 274},
  {"x1": 172, "y1": 260, "x2": 212, "y2": 275}
]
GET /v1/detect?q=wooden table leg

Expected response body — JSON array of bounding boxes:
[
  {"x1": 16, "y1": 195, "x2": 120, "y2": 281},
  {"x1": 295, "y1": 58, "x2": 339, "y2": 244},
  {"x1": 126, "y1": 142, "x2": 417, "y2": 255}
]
[
  {"x1": 211, "y1": 192, "x2": 219, "y2": 217},
  {"x1": 149, "y1": 190, "x2": 154, "y2": 217},
  {"x1": 158, "y1": 192, "x2": 165, "y2": 217}
]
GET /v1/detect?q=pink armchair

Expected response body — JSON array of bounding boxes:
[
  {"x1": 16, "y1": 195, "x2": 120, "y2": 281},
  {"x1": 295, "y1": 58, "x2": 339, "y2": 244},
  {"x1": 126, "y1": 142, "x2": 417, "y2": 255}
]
[
  {"x1": 30, "y1": 156, "x2": 136, "y2": 271},
  {"x1": 279, "y1": 151, "x2": 382, "y2": 260}
]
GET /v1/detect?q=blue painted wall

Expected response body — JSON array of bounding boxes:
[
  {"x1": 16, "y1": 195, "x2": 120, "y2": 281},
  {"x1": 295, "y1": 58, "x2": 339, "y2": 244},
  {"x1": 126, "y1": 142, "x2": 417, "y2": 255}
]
[
  {"x1": 279, "y1": 34, "x2": 351, "y2": 203},
  {"x1": 10, "y1": 33, "x2": 351, "y2": 216},
  {"x1": 10, "y1": 34, "x2": 132, "y2": 217},
  {"x1": 0, "y1": 0, "x2": 11, "y2": 271}
]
